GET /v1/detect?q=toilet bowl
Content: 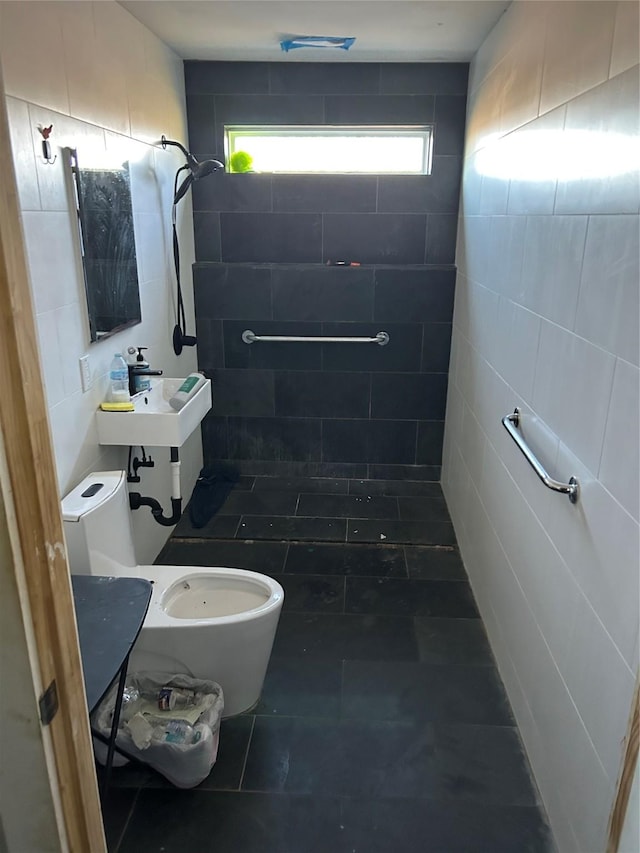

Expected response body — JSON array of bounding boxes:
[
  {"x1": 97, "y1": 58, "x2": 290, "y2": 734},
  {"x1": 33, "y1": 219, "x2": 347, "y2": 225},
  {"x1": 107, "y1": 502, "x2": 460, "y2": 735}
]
[
  {"x1": 61, "y1": 471, "x2": 284, "y2": 717},
  {"x1": 127, "y1": 564, "x2": 283, "y2": 716}
]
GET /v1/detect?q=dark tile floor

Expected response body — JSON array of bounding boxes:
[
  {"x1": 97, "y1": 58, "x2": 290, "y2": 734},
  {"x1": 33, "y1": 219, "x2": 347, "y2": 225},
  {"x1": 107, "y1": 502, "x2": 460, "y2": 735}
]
[{"x1": 102, "y1": 476, "x2": 555, "y2": 853}]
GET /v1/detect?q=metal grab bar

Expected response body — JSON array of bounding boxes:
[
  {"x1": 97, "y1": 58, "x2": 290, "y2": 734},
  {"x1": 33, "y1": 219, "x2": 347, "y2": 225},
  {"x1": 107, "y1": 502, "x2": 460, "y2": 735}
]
[
  {"x1": 242, "y1": 329, "x2": 390, "y2": 346},
  {"x1": 502, "y1": 408, "x2": 580, "y2": 504}
]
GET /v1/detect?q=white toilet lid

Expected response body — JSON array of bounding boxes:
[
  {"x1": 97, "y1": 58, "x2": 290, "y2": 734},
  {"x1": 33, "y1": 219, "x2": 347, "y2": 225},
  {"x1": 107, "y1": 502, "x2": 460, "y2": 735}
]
[{"x1": 61, "y1": 471, "x2": 126, "y2": 522}]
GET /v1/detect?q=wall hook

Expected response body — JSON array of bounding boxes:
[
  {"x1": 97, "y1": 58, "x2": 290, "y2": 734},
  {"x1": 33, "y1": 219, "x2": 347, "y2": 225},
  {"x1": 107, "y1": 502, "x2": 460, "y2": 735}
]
[{"x1": 38, "y1": 124, "x2": 56, "y2": 164}]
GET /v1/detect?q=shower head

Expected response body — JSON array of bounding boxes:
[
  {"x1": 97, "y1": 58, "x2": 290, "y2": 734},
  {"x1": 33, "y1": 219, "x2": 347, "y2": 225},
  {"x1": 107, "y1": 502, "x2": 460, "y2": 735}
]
[
  {"x1": 173, "y1": 159, "x2": 224, "y2": 204},
  {"x1": 161, "y1": 136, "x2": 224, "y2": 203},
  {"x1": 193, "y1": 158, "x2": 225, "y2": 180}
]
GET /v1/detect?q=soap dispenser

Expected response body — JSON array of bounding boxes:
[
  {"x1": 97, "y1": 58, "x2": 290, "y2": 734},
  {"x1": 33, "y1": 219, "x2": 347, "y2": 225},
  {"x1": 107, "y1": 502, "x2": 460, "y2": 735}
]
[{"x1": 127, "y1": 347, "x2": 153, "y2": 395}]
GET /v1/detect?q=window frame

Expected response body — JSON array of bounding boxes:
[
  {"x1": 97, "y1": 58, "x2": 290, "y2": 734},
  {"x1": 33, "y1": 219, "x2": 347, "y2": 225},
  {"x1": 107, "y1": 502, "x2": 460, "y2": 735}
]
[{"x1": 224, "y1": 124, "x2": 434, "y2": 175}]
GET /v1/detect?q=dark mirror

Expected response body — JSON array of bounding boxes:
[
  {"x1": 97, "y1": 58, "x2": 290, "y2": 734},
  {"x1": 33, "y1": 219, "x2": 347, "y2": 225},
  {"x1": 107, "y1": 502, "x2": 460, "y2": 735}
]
[{"x1": 68, "y1": 148, "x2": 142, "y2": 342}]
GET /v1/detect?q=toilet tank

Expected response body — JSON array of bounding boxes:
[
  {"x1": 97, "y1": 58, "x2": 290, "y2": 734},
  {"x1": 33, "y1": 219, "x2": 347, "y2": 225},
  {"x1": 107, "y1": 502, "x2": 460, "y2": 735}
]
[{"x1": 61, "y1": 471, "x2": 137, "y2": 574}]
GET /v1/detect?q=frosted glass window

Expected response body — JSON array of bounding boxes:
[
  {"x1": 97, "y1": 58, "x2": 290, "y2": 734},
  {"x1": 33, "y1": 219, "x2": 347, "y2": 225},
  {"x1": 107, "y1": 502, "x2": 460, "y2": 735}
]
[{"x1": 225, "y1": 126, "x2": 433, "y2": 174}]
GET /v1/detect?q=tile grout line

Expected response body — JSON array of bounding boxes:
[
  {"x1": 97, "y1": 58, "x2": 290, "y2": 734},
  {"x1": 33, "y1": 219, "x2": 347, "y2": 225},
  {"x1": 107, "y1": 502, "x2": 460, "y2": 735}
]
[
  {"x1": 112, "y1": 785, "x2": 142, "y2": 853},
  {"x1": 237, "y1": 715, "x2": 256, "y2": 792},
  {"x1": 232, "y1": 515, "x2": 243, "y2": 538}
]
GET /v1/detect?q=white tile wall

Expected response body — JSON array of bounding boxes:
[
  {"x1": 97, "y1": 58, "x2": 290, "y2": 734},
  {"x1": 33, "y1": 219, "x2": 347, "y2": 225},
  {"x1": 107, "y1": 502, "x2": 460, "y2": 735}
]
[
  {"x1": 519, "y1": 214, "x2": 589, "y2": 328},
  {"x1": 505, "y1": 107, "x2": 565, "y2": 216},
  {"x1": 5, "y1": 96, "x2": 40, "y2": 210},
  {"x1": 610, "y1": 1, "x2": 640, "y2": 78},
  {"x1": 539, "y1": 1, "x2": 617, "y2": 115},
  {"x1": 21, "y1": 210, "x2": 82, "y2": 313},
  {"x1": 0, "y1": 1, "x2": 70, "y2": 115},
  {"x1": 543, "y1": 446, "x2": 640, "y2": 670},
  {"x1": 599, "y1": 357, "x2": 640, "y2": 521},
  {"x1": 574, "y1": 214, "x2": 640, "y2": 366},
  {"x1": 36, "y1": 312, "x2": 66, "y2": 409},
  {"x1": 555, "y1": 67, "x2": 640, "y2": 216},
  {"x1": 494, "y1": 299, "x2": 541, "y2": 403},
  {"x1": 486, "y1": 214, "x2": 527, "y2": 298},
  {"x1": 532, "y1": 319, "x2": 616, "y2": 475},
  {"x1": 455, "y1": 215, "x2": 492, "y2": 285},
  {"x1": 60, "y1": 2, "x2": 131, "y2": 137},
  {"x1": 445, "y1": 3, "x2": 640, "y2": 851},
  {"x1": 478, "y1": 160, "x2": 510, "y2": 215},
  {"x1": 1, "y1": 0, "x2": 203, "y2": 563},
  {"x1": 562, "y1": 592, "x2": 636, "y2": 784},
  {"x1": 497, "y1": 14, "x2": 547, "y2": 137}
]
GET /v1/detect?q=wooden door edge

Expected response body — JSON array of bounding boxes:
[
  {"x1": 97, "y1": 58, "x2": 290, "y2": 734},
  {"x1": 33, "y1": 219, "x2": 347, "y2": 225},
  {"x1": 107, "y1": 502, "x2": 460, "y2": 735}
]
[
  {"x1": 607, "y1": 678, "x2": 639, "y2": 853},
  {"x1": 0, "y1": 77, "x2": 106, "y2": 851},
  {"x1": 0, "y1": 430, "x2": 70, "y2": 848}
]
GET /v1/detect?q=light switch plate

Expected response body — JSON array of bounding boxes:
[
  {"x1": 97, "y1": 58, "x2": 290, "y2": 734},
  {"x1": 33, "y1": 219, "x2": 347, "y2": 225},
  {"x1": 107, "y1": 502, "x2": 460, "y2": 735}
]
[{"x1": 79, "y1": 355, "x2": 92, "y2": 392}]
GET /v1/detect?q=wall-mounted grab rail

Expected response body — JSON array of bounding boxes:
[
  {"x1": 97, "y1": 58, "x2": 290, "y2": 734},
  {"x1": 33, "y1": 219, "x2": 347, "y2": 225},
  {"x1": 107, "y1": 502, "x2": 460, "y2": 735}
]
[
  {"x1": 502, "y1": 408, "x2": 580, "y2": 504},
  {"x1": 242, "y1": 330, "x2": 390, "y2": 346}
]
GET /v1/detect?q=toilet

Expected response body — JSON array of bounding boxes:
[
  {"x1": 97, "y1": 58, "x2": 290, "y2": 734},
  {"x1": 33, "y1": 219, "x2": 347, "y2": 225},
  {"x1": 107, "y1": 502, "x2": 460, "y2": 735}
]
[{"x1": 61, "y1": 471, "x2": 284, "y2": 717}]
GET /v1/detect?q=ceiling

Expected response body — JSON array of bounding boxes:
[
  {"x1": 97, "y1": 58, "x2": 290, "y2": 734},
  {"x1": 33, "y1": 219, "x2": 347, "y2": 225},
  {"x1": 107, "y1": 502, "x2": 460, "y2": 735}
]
[{"x1": 118, "y1": 1, "x2": 510, "y2": 62}]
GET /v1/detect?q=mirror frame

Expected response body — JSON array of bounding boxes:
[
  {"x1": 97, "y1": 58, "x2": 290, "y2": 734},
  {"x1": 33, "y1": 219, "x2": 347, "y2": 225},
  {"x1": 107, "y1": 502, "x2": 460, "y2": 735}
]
[{"x1": 67, "y1": 147, "x2": 142, "y2": 343}]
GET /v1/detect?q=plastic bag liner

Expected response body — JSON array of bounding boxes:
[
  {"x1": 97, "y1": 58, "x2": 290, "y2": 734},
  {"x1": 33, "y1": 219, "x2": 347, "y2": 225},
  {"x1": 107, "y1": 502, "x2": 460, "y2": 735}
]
[
  {"x1": 92, "y1": 672, "x2": 224, "y2": 788},
  {"x1": 188, "y1": 462, "x2": 239, "y2": 529}
]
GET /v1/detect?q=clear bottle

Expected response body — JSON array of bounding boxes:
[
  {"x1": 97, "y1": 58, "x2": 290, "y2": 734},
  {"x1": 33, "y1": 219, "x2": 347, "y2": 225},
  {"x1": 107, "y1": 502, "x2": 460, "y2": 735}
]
[
  {"x1": 153, "y1": 720, "x2": 195, "y2": 744},
  {"x1": 109, "y1": 353, "x2": 130, "y2": 403},
  {"x1": 120, "y1": 685, "x2": 142, "y2": 723}
]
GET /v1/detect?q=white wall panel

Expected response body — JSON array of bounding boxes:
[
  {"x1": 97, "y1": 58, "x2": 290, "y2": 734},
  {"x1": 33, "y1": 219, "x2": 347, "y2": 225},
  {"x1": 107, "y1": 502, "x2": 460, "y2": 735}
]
[
  {"x1": 575, "y1": 214, "x2": 640, "y2": 366},
  {"x1": 539, "y1": 1, "x2": 616, "y2": 115},
  {"x1": 555, "y1": 67, "x2": 640, "y2": 216},
  {"x1": 610, "y1": 1, "x2": 640, "y2": 78},
  {"x1": 505, "y1": 107, "x2": 565, "y2": 216},
  {"x1": 1, "y1": 0, "x2": 202, "y2": 563},
  {"x1": 532, "y1": 319, "x2": 616, "y2": 475},
  {"x1": 519, "y1": 215, "x2": 588, "y2": 329},
  {"x1": 445, "y1": 3, "x2": 639, "y2": 849},
  {"x1": 599, "y1": 357, "x2": 640, "y2": 521}
]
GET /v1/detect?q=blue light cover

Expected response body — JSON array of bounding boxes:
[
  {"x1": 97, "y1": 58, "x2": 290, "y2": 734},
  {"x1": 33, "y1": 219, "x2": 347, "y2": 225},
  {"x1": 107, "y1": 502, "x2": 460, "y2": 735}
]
[{"x1": 280, "y1": 36, "x2": 355, "y2": 52}]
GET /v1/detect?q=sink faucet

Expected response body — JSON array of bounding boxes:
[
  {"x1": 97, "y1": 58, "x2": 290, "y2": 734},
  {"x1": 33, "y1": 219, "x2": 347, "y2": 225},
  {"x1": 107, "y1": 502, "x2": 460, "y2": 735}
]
[{"x1": 127, "y1": 347, "x2": 163, "y2": 395}]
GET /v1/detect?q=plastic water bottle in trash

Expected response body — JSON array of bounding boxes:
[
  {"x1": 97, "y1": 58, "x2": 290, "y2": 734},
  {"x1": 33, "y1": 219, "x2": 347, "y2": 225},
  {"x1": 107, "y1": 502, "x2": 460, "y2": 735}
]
[
  {"x1": 109, "y1": 353, "x2": 130, "y2": 403},
  {"x1": 154, "y1": 720, "x2": 201, "y2": 745},
  {"x1": 121, "y1": 685, "x2": 142, "y2": 722}
]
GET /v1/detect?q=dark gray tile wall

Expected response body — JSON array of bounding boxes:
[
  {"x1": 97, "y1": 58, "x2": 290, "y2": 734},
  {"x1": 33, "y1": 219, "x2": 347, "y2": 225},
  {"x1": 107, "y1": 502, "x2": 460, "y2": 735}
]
[{"x1": 185, "y1": 61, "x2": 468, "y2": 477}]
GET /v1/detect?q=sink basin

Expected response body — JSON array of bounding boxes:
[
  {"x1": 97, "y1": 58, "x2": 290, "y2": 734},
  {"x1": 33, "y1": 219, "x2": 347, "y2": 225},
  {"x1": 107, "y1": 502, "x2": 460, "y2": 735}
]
[{"x1": 96, "y1": 377, "x2": 212, "y2": 447}]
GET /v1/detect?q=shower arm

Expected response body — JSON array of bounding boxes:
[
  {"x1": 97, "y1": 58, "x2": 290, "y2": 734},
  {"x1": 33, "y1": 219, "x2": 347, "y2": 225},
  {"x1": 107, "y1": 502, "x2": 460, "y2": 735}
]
[{"x1": 161, "y1": 135, "x2": 194, "y2": 166}]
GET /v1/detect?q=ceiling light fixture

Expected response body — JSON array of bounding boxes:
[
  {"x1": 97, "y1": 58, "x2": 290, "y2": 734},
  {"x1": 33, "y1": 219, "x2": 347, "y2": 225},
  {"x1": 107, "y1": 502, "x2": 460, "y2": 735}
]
[{"x1": 280, "y1": 36, "x2": 355, "y2": 52}]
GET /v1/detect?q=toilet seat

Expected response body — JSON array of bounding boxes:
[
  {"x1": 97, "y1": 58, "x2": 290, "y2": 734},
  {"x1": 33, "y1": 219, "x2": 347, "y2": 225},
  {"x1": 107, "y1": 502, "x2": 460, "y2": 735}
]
[
  {"x1": 126, "y1": 563, "x2": 284, "y2": 716},
  {"x1": 129, "y1": 564, "x2": 283, "y2": 628}
]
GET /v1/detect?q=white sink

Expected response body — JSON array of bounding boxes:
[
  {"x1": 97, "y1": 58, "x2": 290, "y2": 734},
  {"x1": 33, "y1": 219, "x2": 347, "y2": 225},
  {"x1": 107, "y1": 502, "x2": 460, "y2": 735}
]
[{"x1": 96, "y1": 377, "x2": 212, "y2": 447}]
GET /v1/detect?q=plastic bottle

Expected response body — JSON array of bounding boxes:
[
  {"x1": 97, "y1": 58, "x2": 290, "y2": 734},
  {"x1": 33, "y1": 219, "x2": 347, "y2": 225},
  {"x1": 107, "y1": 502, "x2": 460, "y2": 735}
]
[
  {"x1": 153, "y1": 720, "x2": 196, "y2": 744},
  {"x1": 169, "y1": 373, "x2": 207, "y2": 411},
  {"x1": 120, "y1": 685, "x2": 142, "y2": 722},
  {"x1": 109, "y1": 353, "x2": 130, "y2": 403}
]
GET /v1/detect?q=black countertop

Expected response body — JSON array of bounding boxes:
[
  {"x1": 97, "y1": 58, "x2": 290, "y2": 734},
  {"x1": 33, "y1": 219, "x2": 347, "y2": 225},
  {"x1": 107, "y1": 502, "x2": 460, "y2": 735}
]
[{"x1": 71, "y1": 574, "x2": 152, "y2": 711}]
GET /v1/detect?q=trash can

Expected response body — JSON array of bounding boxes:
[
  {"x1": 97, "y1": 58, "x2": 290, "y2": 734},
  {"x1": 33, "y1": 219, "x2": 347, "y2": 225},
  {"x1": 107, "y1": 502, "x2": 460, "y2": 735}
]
[{"x1": 92, "y1": 672, "x2": 224, "y2": 788}]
